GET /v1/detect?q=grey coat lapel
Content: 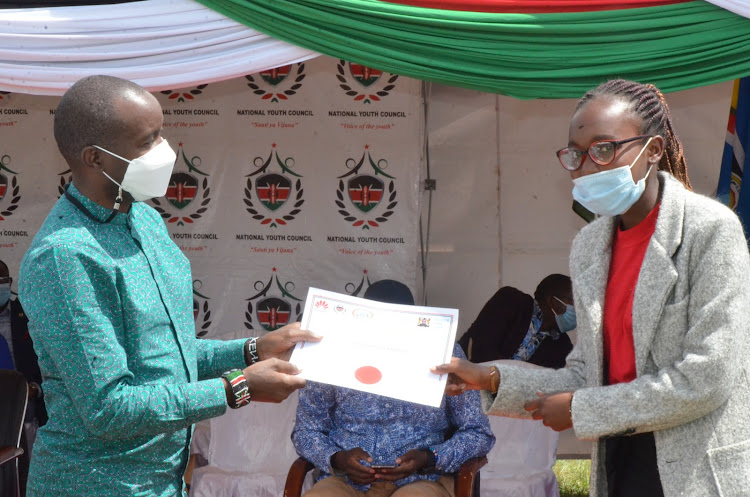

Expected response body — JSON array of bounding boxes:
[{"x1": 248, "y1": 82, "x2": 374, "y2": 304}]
[
  {"x1": 632, "y1": 173, "x2": 683, "y2": 373},
  {"x1": 571, "y1": 216, "x2": 616, "y2": 385}
]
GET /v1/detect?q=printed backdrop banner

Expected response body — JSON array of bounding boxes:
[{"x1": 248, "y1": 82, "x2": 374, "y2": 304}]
[{"x1": 0, "y1": 56, "x2": 424, "y2": 340}]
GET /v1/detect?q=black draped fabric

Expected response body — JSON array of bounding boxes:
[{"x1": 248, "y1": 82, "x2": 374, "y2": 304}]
[{"x1": 458, "y1": 286, "x2": 573, "y2": 369}]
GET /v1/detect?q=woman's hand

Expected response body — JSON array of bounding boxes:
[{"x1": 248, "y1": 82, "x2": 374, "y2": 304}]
[
  {"x1": 524, "y1": 391, "x2": 574, "y2": 431},
  {"x1": 431, "y1": 357, "x2": 494, "y2": 396}
]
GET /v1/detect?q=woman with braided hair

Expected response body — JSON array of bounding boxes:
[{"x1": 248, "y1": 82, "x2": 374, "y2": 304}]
[{"x1": 434, "y1": 79, "x2": 750, "y2": 496}]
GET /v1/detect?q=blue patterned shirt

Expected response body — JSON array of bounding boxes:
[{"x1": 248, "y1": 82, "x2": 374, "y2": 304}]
[
  {"x1": 19, "y1": 184, "x2": 246, "y2": 497},
  {"x1": 291, "y1": 345, "x2": 495, "y2": 491}
]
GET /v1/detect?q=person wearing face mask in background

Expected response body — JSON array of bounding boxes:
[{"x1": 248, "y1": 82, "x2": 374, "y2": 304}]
[
  {"x1": 17, "y1": 75, "x2": 321, "y2": 497},
  {"x1": 0, "y1": 259, "x2": 46, "y2": 497},
  {"x1": 434, "y1": 80, "x2": 750, "y2": 497},
  {"x1": 458, "y1": 274, "x2": 574, "y2": 369}
]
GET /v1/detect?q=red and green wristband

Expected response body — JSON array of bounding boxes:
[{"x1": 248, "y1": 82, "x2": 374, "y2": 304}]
[{"x1": 222, "y1": 369, "x2": 251, "y2": 409}]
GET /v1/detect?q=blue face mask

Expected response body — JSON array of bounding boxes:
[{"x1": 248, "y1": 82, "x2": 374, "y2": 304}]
[
  {"x1": 571, "y1": 137, "x2": 653, "y2": 217},
  {"x1": 0, "y1": 283, "x2": 10, "y2": 308},
  {"x1": 553, "y1": 296, "x2": 576, "y2": 333}
]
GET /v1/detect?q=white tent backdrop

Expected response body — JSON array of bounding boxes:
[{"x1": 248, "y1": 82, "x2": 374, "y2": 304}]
[
  {"x1": 0, "y1": 55, "x2": 424, "y2": 336},
  {"x1": 0, "y1": 8, "x2": 736, "y2": 478}
]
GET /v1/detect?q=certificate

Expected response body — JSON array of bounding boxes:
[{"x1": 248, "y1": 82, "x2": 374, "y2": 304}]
[{"x1": 289, "y1": 287, "x2": 459, "y2": 407}]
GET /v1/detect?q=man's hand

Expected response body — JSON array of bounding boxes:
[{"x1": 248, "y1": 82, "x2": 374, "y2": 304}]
[
  {"x1": 241, "y1": 358, "x2": 306, "y2": 403},
  {"x1": 431, "y1": 357, "x2": 494, "y2": 396},
  {"x1": 374, "y1": 449, "x2": 430, "y2": 481},
  {"x1": 255, "y1": 322, "x2": 321, "y2": 361},
  {"x1": 524, "y1": 391, "x2": 574, "y2": 432},
  {"x1": 331, "y1": 448, "x2": 376, "y2": 485}
]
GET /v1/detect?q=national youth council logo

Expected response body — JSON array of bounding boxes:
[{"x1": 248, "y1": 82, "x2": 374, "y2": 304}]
[
  {"x1": 244, "y1": 267, "x2": 303, "y2": 331},
  {"x1": 337, "y1": 60, "x2": 398, "y2": 104},
  {"x1": 345, "y1": 269, "x2": 372, "y2": 297},
  {"x1": 0, "y1": 155, "x2": 21, "y2": 221},
  {"x1": 151, "y1": 142, "x2": 212, "y2": 226},
  {"x1": 192, "y1": 279, "x2": 212, "y2": 338},
  {"x1": 245, "y1": 63, "x2": 306, "y2": 103},
  {"x1": 336, "y1": 145, "x2": 397, "y2": 229},
  {"x1": 160, "y1": 84, "x2": 208, "y2": 103},
  {"x1": 244, "y1": 143, "x2": 305, "y2": 228}
]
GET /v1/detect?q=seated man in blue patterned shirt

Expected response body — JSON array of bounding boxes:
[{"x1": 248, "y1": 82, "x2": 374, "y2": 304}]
[{"x1": 292, "y1": 281, "x2": 495, "y2": 497}]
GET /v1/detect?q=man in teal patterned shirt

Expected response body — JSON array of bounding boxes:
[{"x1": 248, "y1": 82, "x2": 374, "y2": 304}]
[{"x1": 19, "y1": 75, "x2": 318, "y2": 496}]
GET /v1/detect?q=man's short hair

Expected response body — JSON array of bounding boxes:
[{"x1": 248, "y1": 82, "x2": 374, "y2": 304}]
[
  {"x1": 54, "y1": 75, "x2": 149, "y2": 164},
  {"x1": 534, "y1": 273, "x2": 572, "y2": 302}
]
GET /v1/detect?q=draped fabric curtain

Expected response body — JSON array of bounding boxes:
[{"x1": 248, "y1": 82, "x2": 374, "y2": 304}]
[
  {"x1": 1, "y1": 0, "x2": 750, "y2": 98},
  {"x1": 706, "y1": 0, "x2": 750, "y2": 18},
  {"x1": 192, "y1": 0, "x2": 750, "y2": 99},
  {"x1": 380, "y1": 0, "x2": 687, "y2": 13},
  {"x1": 0, "y1": 0, "x2": 318, "y2": 95}
]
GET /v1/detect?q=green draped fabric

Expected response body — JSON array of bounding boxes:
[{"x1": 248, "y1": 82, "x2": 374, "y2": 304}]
[{"x1": 194, "y1": 0, "x2": 750, "y2": 99}]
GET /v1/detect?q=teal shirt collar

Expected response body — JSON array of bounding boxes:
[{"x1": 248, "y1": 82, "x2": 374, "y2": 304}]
[{"x1": 66, "y1": 182, "x2": 129, "y2": 226}]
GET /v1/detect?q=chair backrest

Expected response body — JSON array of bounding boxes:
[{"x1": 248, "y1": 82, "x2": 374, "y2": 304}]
[
  {"x1": 0, "y1": 370, "x2": 27, "y2": 450},
  {"x1": 483, "y1": 416, "x2": 559, "y2": 477},
  {"x1": 481, "y1": 360, "x2": 559, "y2": 476},
  {"x1": 209, "y1": 391, "x2": 300, "y2": 475}
]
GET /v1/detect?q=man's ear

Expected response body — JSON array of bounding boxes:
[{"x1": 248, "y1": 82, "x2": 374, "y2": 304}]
[{"x1": 81, "y1": 145, "x2": 103, "y2": 170}]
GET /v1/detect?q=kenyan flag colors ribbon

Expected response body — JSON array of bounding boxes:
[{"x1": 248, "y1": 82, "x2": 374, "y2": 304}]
[{"x1": 193, "y1": 0, "x2": 750, "y2": 99}]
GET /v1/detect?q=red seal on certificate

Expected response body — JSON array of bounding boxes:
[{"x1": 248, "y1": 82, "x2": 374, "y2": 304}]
[{"x1": 354, "y1": 366, "x2": 382, "y2": 384}]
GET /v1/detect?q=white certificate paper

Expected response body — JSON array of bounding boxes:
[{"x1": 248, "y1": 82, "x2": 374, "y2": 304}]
[{"x1": 289, "y1": 287, "x2": 458, "y2": 407}]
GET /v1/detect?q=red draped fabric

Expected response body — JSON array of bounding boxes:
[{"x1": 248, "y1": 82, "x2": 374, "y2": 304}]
[{"x1": 380, "y1": 0, "x2": 690, "y2": 13}]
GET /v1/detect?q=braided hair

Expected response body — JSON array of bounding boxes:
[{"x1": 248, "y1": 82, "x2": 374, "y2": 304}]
[{"x1": 576, "y1": 79, "x2": 692, "y2": 190}]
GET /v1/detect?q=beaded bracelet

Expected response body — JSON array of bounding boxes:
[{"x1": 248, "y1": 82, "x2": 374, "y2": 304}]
[
  {"x1": 245, "y1": 337, "x2": 259, "y2": 365},
  {"x1": 222, "y1": 369, "x2": 252, "y2": 409}
]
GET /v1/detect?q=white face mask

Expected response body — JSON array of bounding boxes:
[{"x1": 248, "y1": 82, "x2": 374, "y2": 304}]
[
  {"x1": 571, "y1": 137, "x2": 653, "y2": 217},
  {"x1": 95, "y1": 139, "x2": 176, "y2": 203}
]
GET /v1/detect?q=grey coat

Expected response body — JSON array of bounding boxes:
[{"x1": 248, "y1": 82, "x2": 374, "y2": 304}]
[{"x1": 486, "y1": 172, "x2": 750, "y2": 496}]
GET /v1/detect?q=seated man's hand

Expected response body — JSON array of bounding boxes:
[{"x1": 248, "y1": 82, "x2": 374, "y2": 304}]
[
  {"x1": 374, "y1": 449, "x2": 430, "y2": 481},
  {"x1": 241, "y1": 358, "x2": 306, "y2": 403},
  {"x1": 256, "y1": 322, "x2": 321, "y2": 361},
  {"x1": 331, "y1": 448, "x2": 376, "y2": 485}
]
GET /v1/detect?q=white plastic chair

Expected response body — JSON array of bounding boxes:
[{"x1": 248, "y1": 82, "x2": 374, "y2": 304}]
[
  {"x1": 479, "y1": 360, "x2": 560, "y2": 497},
  {"x1": 190, "y1": 392, "x2": 311, "y2": 497}
]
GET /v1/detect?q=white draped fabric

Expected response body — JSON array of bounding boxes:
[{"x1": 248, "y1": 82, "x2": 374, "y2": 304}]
[
  {"x1": 0, "y1": 0, "x2": 748, "y2": 96},
  {"x1": 705, "y1": 0, "x2": 750, "y2": 19},
  {"x1": 0, "y1": 0, "x2": 318, "y2": 95}
]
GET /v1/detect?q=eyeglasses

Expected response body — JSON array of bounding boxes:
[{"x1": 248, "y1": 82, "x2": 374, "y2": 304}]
[
  {"x1": 0, "y1": 277, "x2": 11, "y2": 285},
  {"x1": 556, "y1": 135, "x2": 651, "y2": 171}
]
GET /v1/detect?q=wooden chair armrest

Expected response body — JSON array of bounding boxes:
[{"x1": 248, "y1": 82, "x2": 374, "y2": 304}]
[
  {"x1": 454, "y1": 455, "x2": 488, "y2": 496},
  {"x1": 0, "y1": 446, "x2": 24, "y2": 466},
  {"x1": 283, "y1": 456, "x2": 316, "y2": 497}
]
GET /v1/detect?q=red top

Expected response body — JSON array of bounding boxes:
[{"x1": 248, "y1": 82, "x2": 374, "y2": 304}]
[{"x1": 603, "y1": 204, "x2": 660, "y2": 385}]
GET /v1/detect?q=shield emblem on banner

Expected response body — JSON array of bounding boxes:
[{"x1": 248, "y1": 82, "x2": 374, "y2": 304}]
[
  {"x1": 349, "y1": 63, "x2": 382, "y2": 88},
  {"x1": 257, "y1": 297, "x2": 291, "y2": 331},
  {"x1": 0, "y1": 173, "x2": 6, "y2": 201},
  {"x1": 193, "y1": 299, "x2": 199, "y2": 321},
  {"x1": 260, "y1": 65, "x2": 292, "y2": 86},
  {"x1": 166, "y1": 172, "x2": 198, "y2": 210},
  {"x1": 256, "y1": 173, "x2": 291, "y2": 211},
  {"x1": 348, "y1": 175, "x2": 383, "y2": 213}
]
